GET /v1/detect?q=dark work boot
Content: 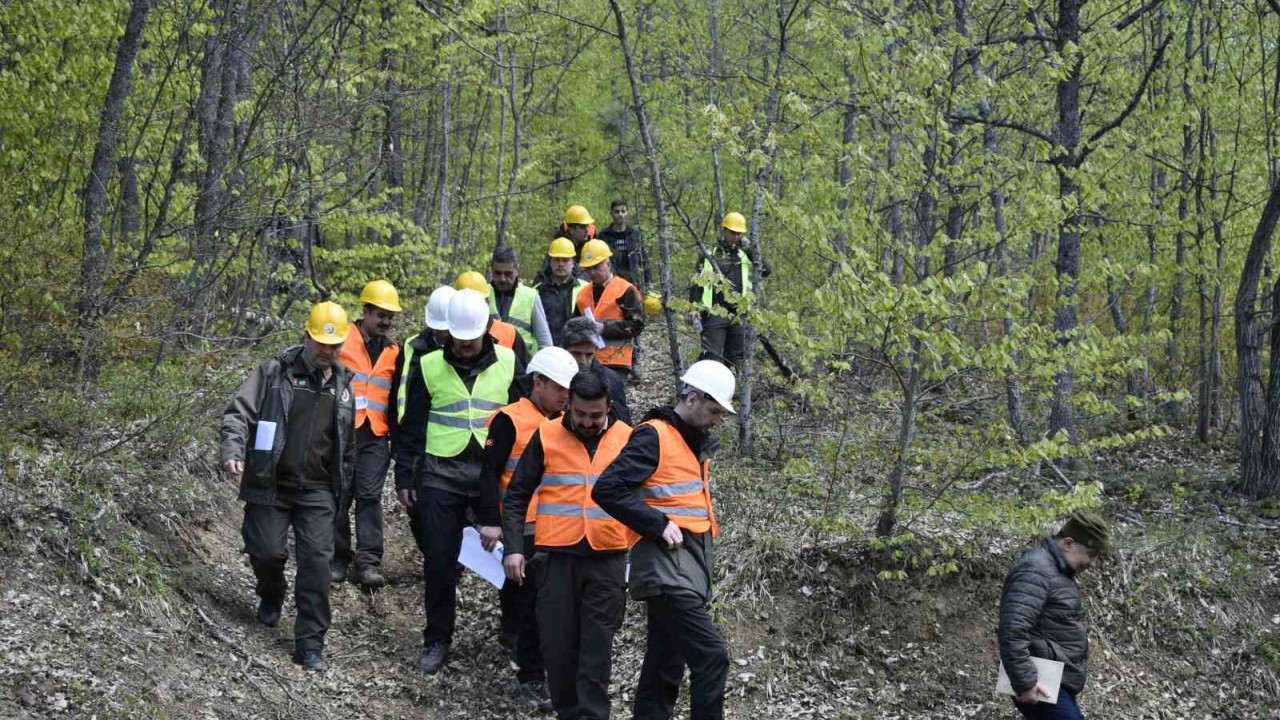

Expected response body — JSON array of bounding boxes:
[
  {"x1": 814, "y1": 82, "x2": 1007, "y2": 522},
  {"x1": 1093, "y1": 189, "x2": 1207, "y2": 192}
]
[
  {"x1": 292, "y1": 649, "x2": 327, "y2": 672},
  {"x1": 414, "y1": 641, "x2": 449, "y2": 675},
  {"x1": 330, "y1": 561, "x2": 349, "y2": 584},
  {"x1": 511, "y1": 680, "x2": 553, "y2": 713},
  {"x1": 255, "y1": 599, "x2": 282, "y2": 628},
  {"x1": 353, "y1": 566, "x2": 386, "y2": 588}
]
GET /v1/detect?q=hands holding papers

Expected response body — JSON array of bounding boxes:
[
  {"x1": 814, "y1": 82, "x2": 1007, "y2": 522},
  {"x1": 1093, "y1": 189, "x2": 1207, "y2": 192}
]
[
  {"x1": 459, "y1": 527, "x2": 506, "y2": 589},
  {"x1": 997, "y1": 657, "x2": 1063, "y2": 705}
]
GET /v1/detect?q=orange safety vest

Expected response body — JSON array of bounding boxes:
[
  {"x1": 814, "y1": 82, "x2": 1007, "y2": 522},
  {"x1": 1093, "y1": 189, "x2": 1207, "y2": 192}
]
[
  {"x1": 488, "y1": 397, "x2": 547, "y2": 524},
  {"x1": 489, "y1": 319, "x2": 518, "y2": 351},
  {"x1": 338, "y1": 323, "x2": 400, "y2": 436},
  {"x1": 534, "y1": 418, "x2": 633, "y2": 551},
  {"x1": 637, "y1": 419, "x2": 719, "y2": 536},
  {"x1": 575, "y1": 276, "x2": 636, "y2": 368}
]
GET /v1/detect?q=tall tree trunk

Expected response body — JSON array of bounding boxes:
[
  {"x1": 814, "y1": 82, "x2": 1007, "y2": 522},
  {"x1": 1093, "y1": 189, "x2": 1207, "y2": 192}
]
[
  {"x1": 608, "y1": 0, "x2": 683, "y2": 382},
  {"x1": 78, "y1": 0, "x2": 151, "y2": 370},
  {"x1": 381, "y1": 0, "x2": 403, "y2": 245},
  {"x1": 1235, "y1": 177, "x2": 1280, "y2": 499},
  {"x1": 708, "y1": 0, "x2": 725, "y2": 219}
]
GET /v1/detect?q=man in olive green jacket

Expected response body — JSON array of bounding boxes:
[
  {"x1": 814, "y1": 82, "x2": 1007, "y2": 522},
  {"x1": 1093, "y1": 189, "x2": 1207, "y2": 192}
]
[{"x1": 219, "y1": 302, "x2": 357, "y2": 672}]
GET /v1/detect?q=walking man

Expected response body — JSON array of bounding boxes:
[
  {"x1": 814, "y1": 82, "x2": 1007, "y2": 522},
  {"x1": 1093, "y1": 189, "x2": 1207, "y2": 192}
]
[
  {"x1": 333, "y1": 280, "x2": 402, "y2": 587},
  {"x1": 502, "y1": 370, "x2": 634, "y2": 720},
  {"x1": 575, "y1": 239, "x2": 644, "y2": 379},
  {"x1": 998, "y1": 512, "x2": 1110, "y2": 720},
  {"x1": 686, "y1": 212, "x2": 769, "y2": 369},
  {"x1": 395, "y1": 288, "x2": 525, "y2": 675},
  {"x1": 219, "y1": 301, "x2": 357, "y2": 671},
  {"x1": 538, "y1": 237, "x2": 588, "y2": 347},
  {"x1": 593, "y1": 360, "x2": 738, "y2": 720},
  {"x1": 490, "y1": 246, "x2": 555, "y2": 353},
  {"x1": 596, "y1": 200, "x2": 650, "y2": 292},
  {"x1": 560, "y1": 316, "x2": 631, "y2": 424}
]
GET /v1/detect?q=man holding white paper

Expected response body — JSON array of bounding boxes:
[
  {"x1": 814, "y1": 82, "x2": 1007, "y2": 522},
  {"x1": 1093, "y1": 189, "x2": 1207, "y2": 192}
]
[
  {"x1": 574, "y1": 239, "x2": 644, "y2": 379},
  {"x1": 998, "y1": 511, "x2": 1110, "y2": 719},
  {"x1": 218, "y1": 301, "x2": 358, "y2": 672}
]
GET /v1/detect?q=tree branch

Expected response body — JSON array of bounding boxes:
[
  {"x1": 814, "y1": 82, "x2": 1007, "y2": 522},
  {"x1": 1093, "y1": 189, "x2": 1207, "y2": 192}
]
[
  {"x1": 947, "y1": 112, "x2": 1055, "y2": 146},
  {"x1": 1115, "y1": 0, "x2": 1166, "y2": 30},
  {"x1": 1083, "y1": 32, "x2": 1173, "y2": 155}
]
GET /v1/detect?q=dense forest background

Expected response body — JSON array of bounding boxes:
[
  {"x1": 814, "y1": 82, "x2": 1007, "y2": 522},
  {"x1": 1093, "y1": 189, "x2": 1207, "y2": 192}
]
[{"x1": 2, "y1": 1, "x2": 1280, "y2": 717}]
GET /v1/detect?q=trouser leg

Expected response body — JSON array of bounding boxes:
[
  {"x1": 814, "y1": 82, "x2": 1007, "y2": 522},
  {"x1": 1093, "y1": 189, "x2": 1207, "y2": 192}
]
[
  {"x1": 538, "y1": 553, "x2": 582, "y2": 720},
  {"x1": 242, "y1": 501, "x2": 290, "y2": 605},
  {"x1": 351, "y1": 426, "x2": 390, "y2": 569},
  {"x1": 500, "y1": 575, "x2": 521, "y2": 640},
  {"x1": 631, "y1": 600, "x2": 685, "y2": 720},
  {"x1": 699, "y1": 315, "x2": 730, "y2": 365},
  {"x1": 576, "y1": 553, "x2": 627, "y2": 720},
  {"x1": 636, "y1": 590, "x2": 728, "y2": 720},
  {"x1": 419, "y1": 486, "x2": 468, "y2": 645},
  {"x1": 1014, "y1": 690, "x2": 1085, "y2": 720},
  {"x1": 290, "y1": 487, "x2": 336, "y2": 652},
  {"x1": 514, "y1": 552, "x2": 545, "y2": 684},
  {"x1": 722, "y1": 320, "x2": 746, "y2": 370}
]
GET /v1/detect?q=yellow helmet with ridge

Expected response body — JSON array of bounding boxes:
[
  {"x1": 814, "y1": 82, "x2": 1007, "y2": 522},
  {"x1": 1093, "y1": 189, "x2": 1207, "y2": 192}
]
[
  {"x1": 548, "y1": 237, "x2": 577, "y2": 258},
  {"x1": 563, "y1": 204, "x2": 594, "y2": 226},
  {"x1": 306, "y1": 302, "x2": 350, "y2": 345},
  {"x1": 579, "y1": 239, "x2": 613, "y2": 268},
  {"x1": 454, "y1": 270, "x2": 492, "y2": 298},
  {"x1": 722, "y1": 211, "x2": 747, "y2": 234},
  {"x1": 358, "y1": 279, "x2": 403, "y2": 313},
  {"x1": 643, "y1": 292, "x2": 663, "y2": 316}
]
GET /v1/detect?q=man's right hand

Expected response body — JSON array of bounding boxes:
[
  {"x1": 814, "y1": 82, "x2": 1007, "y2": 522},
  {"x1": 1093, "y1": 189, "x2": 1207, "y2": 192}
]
[
  {"x1": 396, "y1": 488, "x2": 417, "y2": 509},
  {"x1": 660, "y1": 520, "x2": 684, "y2": 549},
  {"x1": 221, "y1": 459, "x2": 244, "y2": 478},
  {"x1": 1014, "y1": 682, "x2": 1051, "y2": 704},
  {"x1": 503, "y1": 553, "x2": 526, "y2": 584}
]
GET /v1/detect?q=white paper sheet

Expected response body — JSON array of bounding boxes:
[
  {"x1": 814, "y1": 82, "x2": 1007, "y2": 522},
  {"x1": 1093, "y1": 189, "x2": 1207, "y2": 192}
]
[
  {"x1": 582, "y1": 308, "x2": 606, "y2": 348},
  {"x1": 997, "y1": 657, "x2": 1063, "y2": 705},
  {"x1": 459, "y1": 527, "x2": 506, "y2": 589},
  {"x1": 253, "y1": 421, "x2": 277, "y2": 451}
]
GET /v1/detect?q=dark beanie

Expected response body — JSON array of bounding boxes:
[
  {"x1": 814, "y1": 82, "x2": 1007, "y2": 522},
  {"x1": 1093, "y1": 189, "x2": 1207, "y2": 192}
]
[{"x1": 1058, "y1": 511, "x2": 1111, "y2": 555}]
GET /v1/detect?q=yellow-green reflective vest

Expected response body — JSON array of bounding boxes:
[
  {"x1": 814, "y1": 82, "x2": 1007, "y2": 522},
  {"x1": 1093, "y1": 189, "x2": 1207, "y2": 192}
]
[
  {"x1": 699, "y1": 250, "x2": 753, "y2": 308},
  {"x1": 490, "y1": 284, "x2": 539, "y2": 353},
  {"x1": 396, "y1": 333, "x2": 420, "y2": 423},
  {"x1": 421, "y1": 345, "x2": 516, "y2": 458}
]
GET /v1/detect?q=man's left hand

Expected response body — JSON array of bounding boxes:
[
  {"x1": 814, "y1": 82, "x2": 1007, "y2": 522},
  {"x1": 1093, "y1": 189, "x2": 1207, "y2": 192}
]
[{"x1": 479, "y1": 525, "x2": 502, "y2": 552}]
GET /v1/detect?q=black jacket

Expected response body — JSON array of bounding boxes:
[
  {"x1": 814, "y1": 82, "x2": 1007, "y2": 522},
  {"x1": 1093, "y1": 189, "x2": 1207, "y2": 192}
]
[
  {"x1": 220, "y1": 345, "x2": 356, "y2": 505},
  {"x1": 593, "y1": 359, "x2": 632, "y2": 424},
  {"x1": 689, "y1": 242, "x2": 771, "y2": 312},
  {"x1": 597, "y1": 225, "x2": 650, "y2": 286},
  {"x1": 592, "y1": 406, "x2": 720, "y2": 602},
  {"x1": 537, "y1": 276, "x2": 582, "y2": 348},
  {"x1": 998, "y1": 538, "x2": 1090, "y2": 695}
]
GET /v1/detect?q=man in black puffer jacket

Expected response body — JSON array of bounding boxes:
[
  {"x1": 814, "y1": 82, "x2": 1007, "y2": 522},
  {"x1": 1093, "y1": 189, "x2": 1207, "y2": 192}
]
[{"x1": 998, "y1": 511, "x2": 1110, "y2": 720}]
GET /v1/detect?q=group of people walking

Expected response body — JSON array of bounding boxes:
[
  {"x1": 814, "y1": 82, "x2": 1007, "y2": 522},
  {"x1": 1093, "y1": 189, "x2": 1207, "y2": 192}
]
[
  {"x1": 219, "y1": 202, "x2": 757, "y2": 719},
  {"x1": 217, "y1": 201, "x2": 1108, "y2": 719}
]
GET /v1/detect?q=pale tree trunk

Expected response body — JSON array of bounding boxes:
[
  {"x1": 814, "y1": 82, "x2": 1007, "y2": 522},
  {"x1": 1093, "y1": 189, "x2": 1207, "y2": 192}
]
[
  {"x1": 708, "y1": 0, "x2": 725, "y2": 219},
  {"x1": 833, "y1": 22, "x2": 856, "y2": 262},
  {"x1": 381, "y1": 0, "x2": 403, "y2": 245},
  {"x1": 609, "y1": 0, "x2": 683, "y2": 383},
  {"x1": 79, "y1": 0, "x2": 151, "y2": 364},
  {"x1": 497, "y1": 40, "x2": 521, "y2": 246}
]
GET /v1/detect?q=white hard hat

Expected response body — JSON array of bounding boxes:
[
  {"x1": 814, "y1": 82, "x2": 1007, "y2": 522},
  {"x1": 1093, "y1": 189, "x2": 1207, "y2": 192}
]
[
  {"x1": 527, "y1": 347, "x2": 580, "y2": 390},
  {"x1": 447, "y1": 288, "x2": 491, "y2": 341},
  {"x1": 680, "y1": 360, "x2": 737, "y2": 413},
  {"x1": 426, "y1": 286, "x2": 456, "y2": 330}
]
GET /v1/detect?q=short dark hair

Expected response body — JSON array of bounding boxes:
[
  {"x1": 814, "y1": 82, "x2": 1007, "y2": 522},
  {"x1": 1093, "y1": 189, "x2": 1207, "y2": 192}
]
[
  {"x1": 561, "y1": 317, "x2": 598, "y2": 349},
  {"x1": 491, "y1": 246, "x2": 518, "y2": 265},
  {"x1": 569, "y1": 369, "x2": 610, "y2": 402},
  {"x1": 610, "y1": 199, "x2": 627, "y2": 211}
]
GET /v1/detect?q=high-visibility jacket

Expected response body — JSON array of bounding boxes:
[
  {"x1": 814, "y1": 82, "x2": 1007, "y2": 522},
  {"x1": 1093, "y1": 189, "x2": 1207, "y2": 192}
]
[
  {"x1": 534, "y1": 418, "x2": 633, "y2": 551},
  {"x1": 490, "y1": 284, "x2": 539, "y2": 353},
  {"x1": 489, "y1": 397, "x2": 546, "y2": 523},
  {"x1": 575, "y1": 276, "x2": 637, "y2": 368},
  {"x1": 489, "y1": 319, "x2": 518, "y2": 351},
  {"x1": 697, "y1": 249, "x2": 753, "y2": 308},
  {"x1": 420, "y1": 345, "x2": 516, "y2": 458},
  {"x1": 637, "y1": 418, "x2": 719, "y2": 536},
  {"x1": 338, "y1": 323, "x2": 399, "y2": 436}
]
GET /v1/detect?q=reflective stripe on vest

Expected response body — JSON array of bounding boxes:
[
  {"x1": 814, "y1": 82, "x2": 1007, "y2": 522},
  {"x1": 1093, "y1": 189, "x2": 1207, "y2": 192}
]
[
  {"x1": 637, "y1": 419, "x2": 718, "y2": 536},
  {"x1": 489, "y1": 398, "x2": 546, "y2": 524},
  {"x1": 533, "y1": 418, "x2": 633, "y2": 551},
  {"x1": 490, "y1": 285, "x2": 539, "y2": 353},
  {"x1": 489, "y1": 320, "x2": 517, "y2": 351},
  {"x1": 339, "y1": 323, "x2": 400, "y2": 437},
  {"x1": 420, "y1": 345, "x2": 516, "y2": 458},
  {"x1": 396, "y1": 333, "x2": 419, "y2": 422},
  {"x1": 698, "y1": 250, "x2": 753, "y2": 309},
  {"x1": 575, "y1": 276, "x2": 637, "y2": 368}
]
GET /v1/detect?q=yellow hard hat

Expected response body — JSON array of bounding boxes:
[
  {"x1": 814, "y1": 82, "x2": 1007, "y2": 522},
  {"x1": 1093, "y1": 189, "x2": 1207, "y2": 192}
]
[
  {"x1": 358, "y1": 279, "x2": 403, "y2": 313},
  {"x1": 564, "y1": 204, "x2": 594, "y2": 226},
  {"x1": 454, "y1": 270, "x2": 491, "y2": 297},
  {"x1": 579, "y1": 239, "x2": 612, "y2": 268},
  {"x1": 722, "y1": 212, "x2": 747, "y2": 234},
  {"x1": 548, "y1": 237, "x2": 577, "y2": 259},
  {"x1": 643, "y1": 292, "x2": 663, "y2": 316},
  {"x1": 306, "y1": 301, "x2": 350, "y2": 345}
]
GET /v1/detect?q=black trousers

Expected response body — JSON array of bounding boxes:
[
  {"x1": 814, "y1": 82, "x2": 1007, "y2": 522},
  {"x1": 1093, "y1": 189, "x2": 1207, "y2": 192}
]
[
  {"x1": 631, "y1": 590, "x2": 729, "y2": 720},
  {"x1": 241, "y1": 485, "x2": 335, "y2": 652},
  {"x1": 537, "y1": 552, "x2": 628, "y2": 720},
  {"x1": 699, "y1": 315, "x2": 745, "y2": 369},
  {"x1": 417, "y1": 485, "x2": 471, "y2": 645},
  {"x1": 500, "y1": 546, "x2": 545, "y2": 683},
  {"x1": 334, "y1": 424, "x2": 391, "y2": 570}
]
